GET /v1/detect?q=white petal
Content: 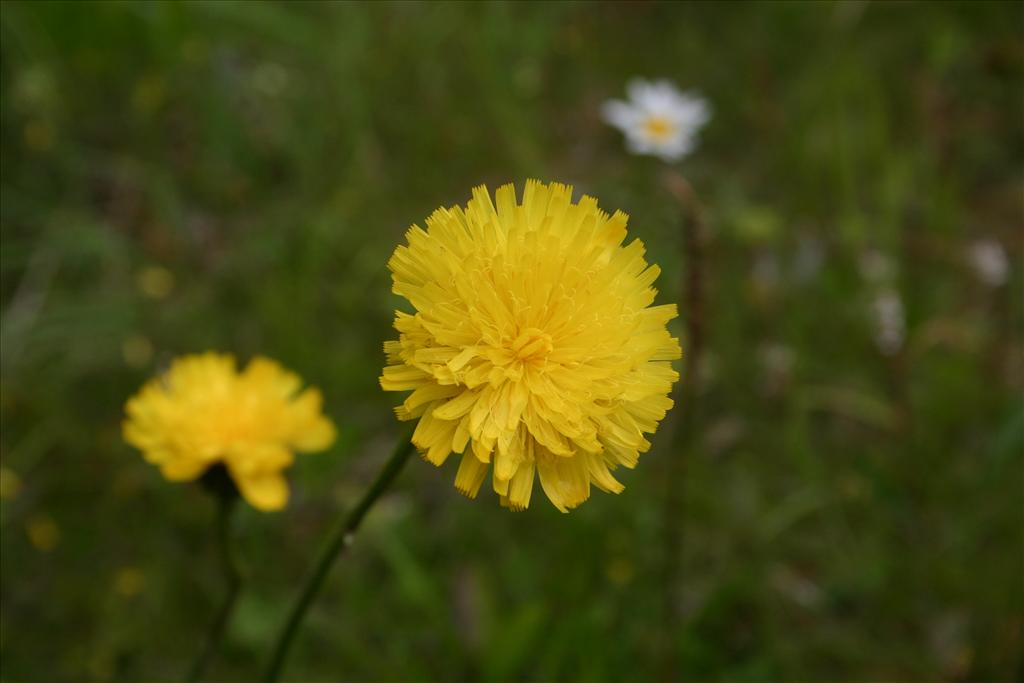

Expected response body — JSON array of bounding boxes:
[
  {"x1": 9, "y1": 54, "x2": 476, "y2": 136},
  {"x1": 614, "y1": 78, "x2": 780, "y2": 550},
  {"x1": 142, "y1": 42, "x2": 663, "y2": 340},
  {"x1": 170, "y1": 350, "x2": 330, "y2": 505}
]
[
  {"x1": 625, "y1": 134, "x2": 657, "y2": 155},
  {"x1": 650, "y1": 80, "x2": 683, "y2": 109},
  {"x1": 655, "y1": 136, "x2": 694, "y2": 161},
  {"x1": 600, "y1": 99, "x2": 642, "y2": 131},
  {"x1": 626, "y1": 78, "x2": 652, "y2": 103},
  {"x1": 627, "y1": 78, "x2": 666, "y2": 111},
  {"x1": 678, "y1": 97, "x2": 711, "y2": 128},
  {"x1": 653, "y1": 78, "x2": 676, "y2": 93}
]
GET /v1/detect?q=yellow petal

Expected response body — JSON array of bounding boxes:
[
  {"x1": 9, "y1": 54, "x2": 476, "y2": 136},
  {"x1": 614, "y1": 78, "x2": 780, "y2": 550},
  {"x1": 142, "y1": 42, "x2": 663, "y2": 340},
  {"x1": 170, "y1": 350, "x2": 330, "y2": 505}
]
[
  {"x1": 293, "y1": 416, "x2": 337, "y2": 452},
  {"x1": 160, "y1": 459, "x2": 208, "y2": 482},
  {"x1": 506, "y1": 460, "x2": 535, "y2": 510},
  {"x1": 233, "y1": 470, "x2": 289, "y2": 511},
  {"x1": 454, "y1": 453, "x2": 488, "y2": 498}
]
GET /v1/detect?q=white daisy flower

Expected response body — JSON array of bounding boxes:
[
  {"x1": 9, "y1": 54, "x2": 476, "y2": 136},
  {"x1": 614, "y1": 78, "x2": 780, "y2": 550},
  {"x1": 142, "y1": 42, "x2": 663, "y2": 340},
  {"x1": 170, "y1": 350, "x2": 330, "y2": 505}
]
[
  {"x1": 871, "y1": 289, "x2": 905, "y2": 356},
  {"x1": 968, "y1": 239, "x2": 1009, "y2": 287},
  {"x1": 602, "y1": 78, "x2": 710, "y2": 162}
]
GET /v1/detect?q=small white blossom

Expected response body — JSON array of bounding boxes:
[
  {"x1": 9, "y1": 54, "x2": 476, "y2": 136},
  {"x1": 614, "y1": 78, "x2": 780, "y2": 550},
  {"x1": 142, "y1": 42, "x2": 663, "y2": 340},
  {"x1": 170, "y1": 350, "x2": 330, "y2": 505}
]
[
  {"x1": 758, "y1": 343, "x2": 795, "y2": 377},
  {"x1": 757, "y1": 342, "x2": 795, "y2": 395},
  {"x1": 602, "y1": 79, "x2": 710, "y2": 162},
  {"x1": 968, "y1": 239, "x2": 1009, "y2": 287},
  {"x1": 871, "y1": 289, "x2": 905, "y2": 356}
]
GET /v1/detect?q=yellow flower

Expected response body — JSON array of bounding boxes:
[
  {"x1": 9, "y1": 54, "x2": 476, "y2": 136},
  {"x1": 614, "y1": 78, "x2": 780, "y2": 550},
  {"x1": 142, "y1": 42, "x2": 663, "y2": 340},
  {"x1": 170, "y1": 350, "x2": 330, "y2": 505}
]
[
  {"x1": 380, "y1": 181, "x2": 680, "y2": 512},
  {"x1": 26, "y1": 514, "x2": 60, "y2": 552},
  {"x1": 0, "y1": 466, "x2": 22, "y2": 500},
  {"x1": 123, "y1": 352, "x2": 336, "y2": 511},
  {"x1": 136, "y1": 265, "x2": 175, "y2": 300},
  {"x1": 113, "y1": 566, "x2": 146, "y2": 598}
]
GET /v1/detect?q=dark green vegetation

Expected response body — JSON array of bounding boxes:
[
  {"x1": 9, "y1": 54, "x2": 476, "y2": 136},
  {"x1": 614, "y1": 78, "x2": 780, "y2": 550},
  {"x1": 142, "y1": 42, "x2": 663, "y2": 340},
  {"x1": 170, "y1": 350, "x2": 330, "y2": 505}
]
[{"x1": 1, "y1": 2, "x2": 1022, "y2": 681}]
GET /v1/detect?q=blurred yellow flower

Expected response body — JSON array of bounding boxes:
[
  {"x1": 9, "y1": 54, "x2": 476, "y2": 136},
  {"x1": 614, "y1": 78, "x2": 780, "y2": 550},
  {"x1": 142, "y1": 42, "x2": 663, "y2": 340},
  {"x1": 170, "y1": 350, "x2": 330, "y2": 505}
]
[
  {"x1": 23, "y1": 120, "x2": 54, "y2": 151},
  {"x1": 123, "y1": 352, "x2": 336, "y2": 511},
  {"x1": 381, "y1": 181, "x2": 680, "y2": 512},
  {"x1": 121, "y1": 334, "x2": 154, "y2": 368},
  {"x1": 606, "y1": 556, "x2": 636, "y2": 585},
  {"x1": 26, "y1": 514, "x2": 60, "y2": 552},
  {"x1": 0, "y1": 466, "x2": 22, "y2": 499},
  {"x1": 113, "y1": 566, "x2": 146, "y2": 598},
  {"x1": 136, "y1": 265, "x2": 175, "y2": 300},
  {"x1": 131, "y1": 76, "x2": 166, "y2": 114}
]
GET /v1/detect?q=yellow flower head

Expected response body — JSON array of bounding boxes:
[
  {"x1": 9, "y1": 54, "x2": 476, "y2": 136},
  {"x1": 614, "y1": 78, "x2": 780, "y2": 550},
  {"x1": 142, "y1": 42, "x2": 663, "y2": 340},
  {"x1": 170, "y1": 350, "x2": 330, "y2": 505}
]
[
  {"x1": 381, "y1": 181, "x2": 681, "y2": 512},
  {"x1": 123, "y1": 352, "x2": 336, "y2": 511}
]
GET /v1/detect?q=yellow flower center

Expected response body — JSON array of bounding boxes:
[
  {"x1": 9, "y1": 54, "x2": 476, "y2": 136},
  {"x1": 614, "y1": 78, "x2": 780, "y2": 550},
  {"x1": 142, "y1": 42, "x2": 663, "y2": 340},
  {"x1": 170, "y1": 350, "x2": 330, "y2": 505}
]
[
  {"x1": 510, "y1": 327, "x2": 554, "y2": 363},
  {"x1": 642, "y1": 116, "x2": 675, "y2": 141}
]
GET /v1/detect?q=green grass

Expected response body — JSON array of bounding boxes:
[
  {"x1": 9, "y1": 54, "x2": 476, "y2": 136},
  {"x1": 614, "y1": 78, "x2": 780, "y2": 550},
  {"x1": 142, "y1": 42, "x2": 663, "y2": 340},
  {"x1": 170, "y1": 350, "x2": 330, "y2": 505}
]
[{"x1": 1, "y1": 1, "x2": 1022, "y2": 681}]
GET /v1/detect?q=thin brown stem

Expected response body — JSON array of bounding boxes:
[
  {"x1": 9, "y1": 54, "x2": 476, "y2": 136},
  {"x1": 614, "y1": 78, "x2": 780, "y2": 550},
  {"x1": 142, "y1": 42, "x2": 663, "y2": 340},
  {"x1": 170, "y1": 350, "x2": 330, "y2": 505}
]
[{"x1": 660, "y1": 169, "x2": 709, "y2": 683}]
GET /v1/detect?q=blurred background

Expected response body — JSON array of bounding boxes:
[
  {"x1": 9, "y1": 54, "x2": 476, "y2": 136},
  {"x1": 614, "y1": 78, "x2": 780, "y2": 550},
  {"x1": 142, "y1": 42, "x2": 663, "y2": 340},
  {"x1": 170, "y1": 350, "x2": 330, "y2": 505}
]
[{"x1": 1, "y1": 2, "x2": 1022, "y2": 681}]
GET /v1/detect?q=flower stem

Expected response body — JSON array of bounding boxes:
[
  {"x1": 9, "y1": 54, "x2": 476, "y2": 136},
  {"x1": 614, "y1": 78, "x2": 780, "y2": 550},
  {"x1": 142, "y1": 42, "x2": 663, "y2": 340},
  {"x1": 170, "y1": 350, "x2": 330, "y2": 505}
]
[
  {"x1": 660, "y1": 169, "x2": 709, "y2": 682},
  {"x1": 263, "y1": 430, "x2": 416, "y2": 683},
  {"x1": 186, "y1": 491, "x2": 242, "y2": 683}
]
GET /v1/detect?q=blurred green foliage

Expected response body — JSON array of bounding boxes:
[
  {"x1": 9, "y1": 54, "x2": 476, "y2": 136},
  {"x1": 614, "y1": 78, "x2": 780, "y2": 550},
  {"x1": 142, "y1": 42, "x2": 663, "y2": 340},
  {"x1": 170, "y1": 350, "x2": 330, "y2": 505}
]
[{"x1": 1, "y1": 1, "x2": 1022, "y2": 681}]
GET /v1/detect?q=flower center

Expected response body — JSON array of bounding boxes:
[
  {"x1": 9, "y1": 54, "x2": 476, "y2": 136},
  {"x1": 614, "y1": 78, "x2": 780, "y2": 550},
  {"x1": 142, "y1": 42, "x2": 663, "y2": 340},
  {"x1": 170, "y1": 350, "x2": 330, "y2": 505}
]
[
  {"x1": 510, "y1": 327, "x2": 553, "y2": 362},
  {"x1": 642, "y1": 115, "x2": 675, "y2": 141}
]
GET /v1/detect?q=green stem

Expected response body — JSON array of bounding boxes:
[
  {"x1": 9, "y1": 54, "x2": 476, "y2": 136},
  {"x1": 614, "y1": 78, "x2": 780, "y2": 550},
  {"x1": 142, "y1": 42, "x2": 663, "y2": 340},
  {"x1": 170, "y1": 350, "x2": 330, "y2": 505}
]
[
  {"x1": 263, "y1": 430, "x2": 416, "y2": 683},
  {"x1": 186, "y1": 492, "x2": 242, "y2": 683}
]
